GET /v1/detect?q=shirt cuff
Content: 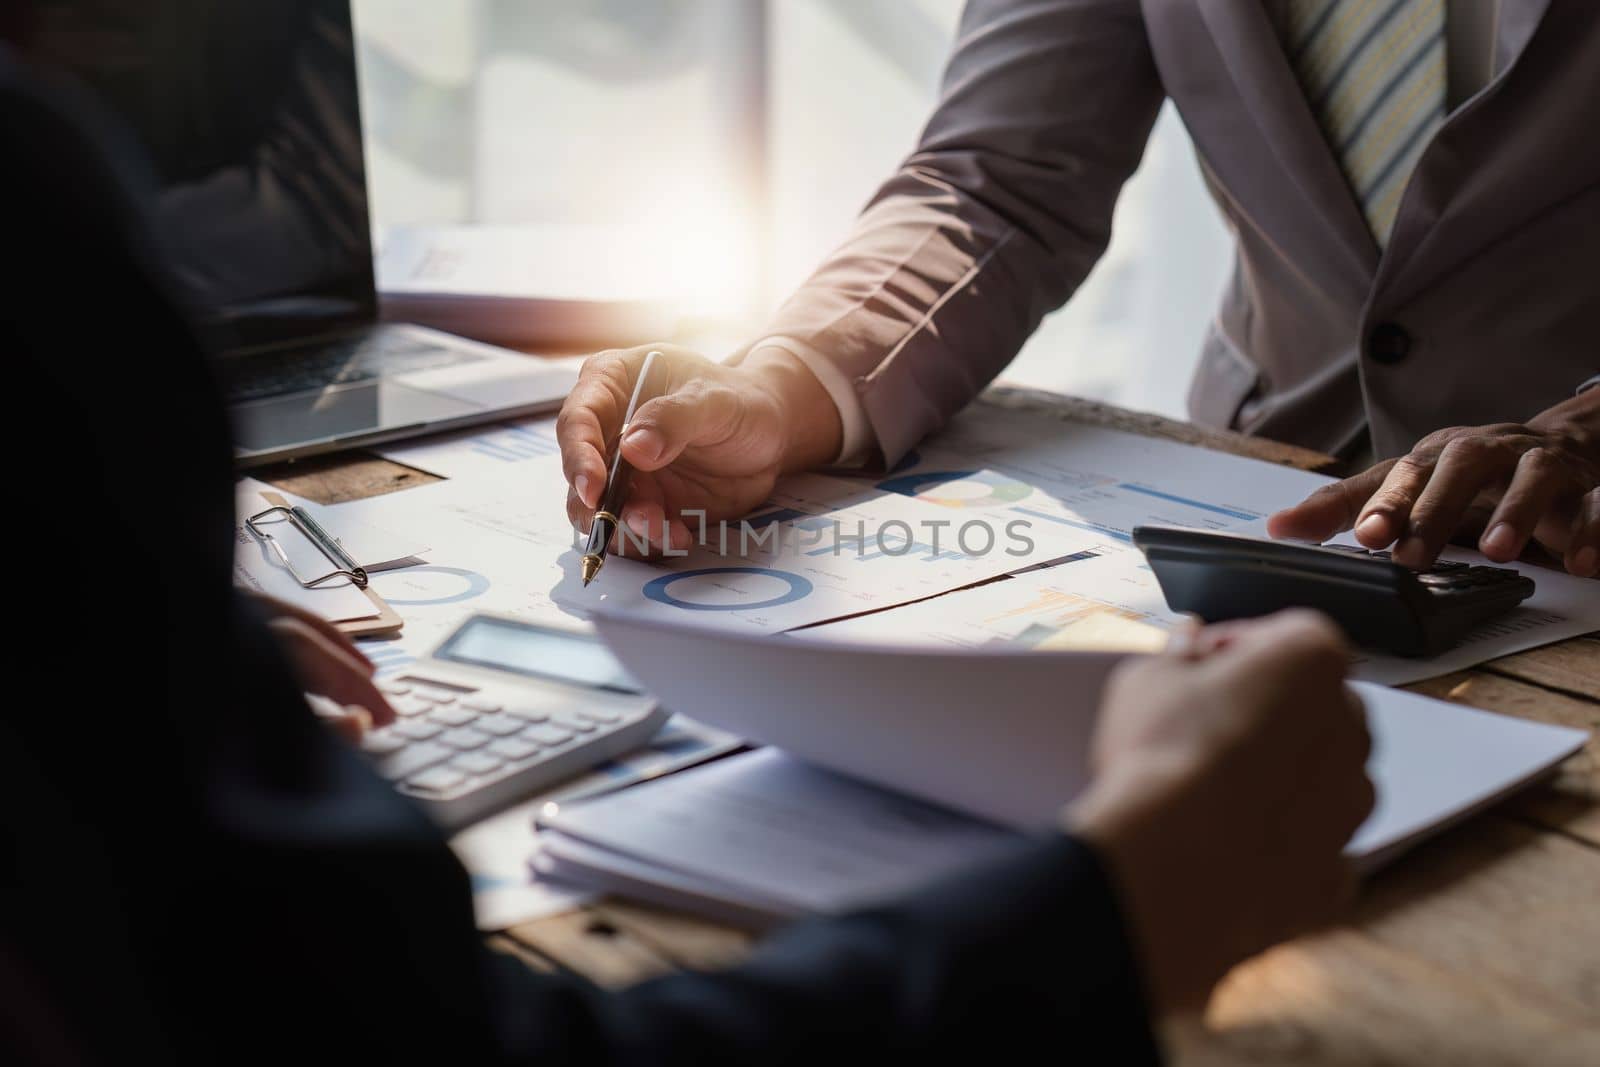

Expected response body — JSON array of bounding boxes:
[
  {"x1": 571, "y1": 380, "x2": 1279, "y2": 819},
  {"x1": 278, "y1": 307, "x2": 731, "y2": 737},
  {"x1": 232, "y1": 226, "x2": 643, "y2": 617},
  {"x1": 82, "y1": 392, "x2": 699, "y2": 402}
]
[
  {"x1": 749, "y1": 335, "x2": 873, "y2": 468},
  {"x1": 1580, "y1": 375, "x2": 1600, "y2": 395}
]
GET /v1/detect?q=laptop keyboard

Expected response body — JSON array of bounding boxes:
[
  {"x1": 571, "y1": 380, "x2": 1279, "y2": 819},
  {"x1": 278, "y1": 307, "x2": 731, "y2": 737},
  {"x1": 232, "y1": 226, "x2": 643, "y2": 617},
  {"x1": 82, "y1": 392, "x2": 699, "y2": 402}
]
[{"x1": 222, "y1": 332, "x2": 480, "y2": 404}]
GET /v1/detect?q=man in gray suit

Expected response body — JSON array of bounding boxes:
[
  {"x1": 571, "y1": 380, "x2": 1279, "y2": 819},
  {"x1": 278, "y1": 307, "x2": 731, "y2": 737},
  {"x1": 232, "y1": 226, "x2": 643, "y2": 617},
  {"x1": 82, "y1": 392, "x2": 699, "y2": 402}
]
[{"x1": 558, "y1": 0, "x2": 1599, "y2": 578}]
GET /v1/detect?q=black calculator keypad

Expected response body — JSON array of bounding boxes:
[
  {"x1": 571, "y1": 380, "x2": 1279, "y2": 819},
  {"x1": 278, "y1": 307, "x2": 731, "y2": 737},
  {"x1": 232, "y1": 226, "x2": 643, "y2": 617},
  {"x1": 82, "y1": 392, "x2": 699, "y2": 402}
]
[{"x1": 1321, "y1": 544, "x2": 1521, "y2": 595}]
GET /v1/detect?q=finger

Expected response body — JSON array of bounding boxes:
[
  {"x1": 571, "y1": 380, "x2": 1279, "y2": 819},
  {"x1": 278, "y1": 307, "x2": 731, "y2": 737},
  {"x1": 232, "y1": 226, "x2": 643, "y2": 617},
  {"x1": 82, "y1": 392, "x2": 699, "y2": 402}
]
[
  {"x1": 1478, "y1": 447, "x2": 1569, "y2": 562},
  {"x1": 1295, "y1": 856, "x2": 1362, "y2": 938},
  {"x1": 1394, "y1": 438, "x2": 1519, "y2": 569},
  {"x1": 1350, "y1": 455, "x2": 1434, "y2": 548},
  {"x1": 325, "y1": 707, "x2": 372, "y2": 745},
  {"x1": 616, "y1": 479, "x2": 694, "y2": 558},
  {"x1": 1221, "y1": 609, "x2": 1350, "y2": 700},
  {"x1": 308, "y1": 696, "x2": 373, "y2": 744},
  {"x1": 1564, "y1": 488, "x2": 1600, "y2": 578},
  {"x1": 567, "y1": 484, "x2": 594, "y2": 534},
  {"x1": 621, "y1": 382, "x2": 742, "y2": 473},
  {"x1": 1267, "y1": 461, "x2": 1396, "y2": 542},
  {"x1": 1164, "y1": 615, "x2": 1204, "y2": 658},
  {"x1": 560, "y1": 348, "x2": 656, "y2": 507},
  {"x1": 252, "y1": 593, "x2": 374, "y2": 669},
  {"x1": 269, "y1": 619, "x2": 397, "y2": 726},
  {"x1": 558, "y1": 381, "x2": 623, "y2": 510},
  {"x1": 1172, "y1": 616, "x2": 1256, "y2": 659},
  {"x1": 617, "y1": 480, "x2": 675, "y2": 559}
]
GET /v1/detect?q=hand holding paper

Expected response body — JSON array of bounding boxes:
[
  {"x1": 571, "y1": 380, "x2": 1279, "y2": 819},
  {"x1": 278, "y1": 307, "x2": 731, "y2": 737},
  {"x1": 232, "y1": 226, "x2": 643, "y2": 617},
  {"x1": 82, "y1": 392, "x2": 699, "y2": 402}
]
[{"x1": 1070, "y1": 611, "x2": 1373, "y2": 1011}]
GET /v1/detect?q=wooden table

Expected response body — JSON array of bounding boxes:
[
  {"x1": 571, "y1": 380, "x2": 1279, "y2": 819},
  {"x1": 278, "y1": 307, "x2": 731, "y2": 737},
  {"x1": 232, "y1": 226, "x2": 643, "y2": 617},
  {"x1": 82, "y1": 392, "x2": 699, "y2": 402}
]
[{"x1": 260, "y1": 387, "x2": 1600, "y2": 1065}]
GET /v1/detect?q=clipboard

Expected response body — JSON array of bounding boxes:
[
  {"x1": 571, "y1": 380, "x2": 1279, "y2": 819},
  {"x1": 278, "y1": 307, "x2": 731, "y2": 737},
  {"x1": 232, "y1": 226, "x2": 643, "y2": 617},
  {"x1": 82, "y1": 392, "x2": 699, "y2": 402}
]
[{"x1": 248, "y1": 491, "x2": 404, "y2": 637}]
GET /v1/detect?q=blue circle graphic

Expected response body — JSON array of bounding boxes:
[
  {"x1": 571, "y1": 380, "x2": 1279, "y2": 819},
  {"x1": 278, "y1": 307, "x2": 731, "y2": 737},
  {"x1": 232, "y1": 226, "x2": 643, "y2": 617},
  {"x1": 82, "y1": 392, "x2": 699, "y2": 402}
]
[
  {"x1": 643, "y1": 567, "x2": 814, "y2": 612},
  {"x1": 374, "y1": 565, "x2": 492, "y2": 606}
]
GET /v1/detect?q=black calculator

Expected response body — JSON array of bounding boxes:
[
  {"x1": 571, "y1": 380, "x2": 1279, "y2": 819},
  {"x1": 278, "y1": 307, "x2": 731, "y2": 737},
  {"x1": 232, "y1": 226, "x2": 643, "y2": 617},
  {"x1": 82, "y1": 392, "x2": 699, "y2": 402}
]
[{"x1": 1130, "y1": 526, "x2": 1537, "y2": 658}]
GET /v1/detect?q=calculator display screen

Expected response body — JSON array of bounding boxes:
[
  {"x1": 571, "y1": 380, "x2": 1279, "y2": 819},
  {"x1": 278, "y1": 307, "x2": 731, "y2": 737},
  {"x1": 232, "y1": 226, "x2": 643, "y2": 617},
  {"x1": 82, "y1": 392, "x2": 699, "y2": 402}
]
[{"x1": 436, "y1": 617, "x2": 642, "y2": 694}]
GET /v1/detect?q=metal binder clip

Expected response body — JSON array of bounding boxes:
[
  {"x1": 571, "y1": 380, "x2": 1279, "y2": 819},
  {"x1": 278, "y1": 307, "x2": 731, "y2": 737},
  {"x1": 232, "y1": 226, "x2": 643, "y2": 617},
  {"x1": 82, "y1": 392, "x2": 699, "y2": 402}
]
[{"x1": 245, "y1": 505, "x2": 369, "y2": 589}]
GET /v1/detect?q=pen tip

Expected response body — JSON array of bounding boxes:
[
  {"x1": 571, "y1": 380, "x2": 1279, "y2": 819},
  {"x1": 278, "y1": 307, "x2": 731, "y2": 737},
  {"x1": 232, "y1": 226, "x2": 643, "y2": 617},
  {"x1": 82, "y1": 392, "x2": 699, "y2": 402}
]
[{"x1": 580, "y1": 555, "x2": 601, "y2": 586}]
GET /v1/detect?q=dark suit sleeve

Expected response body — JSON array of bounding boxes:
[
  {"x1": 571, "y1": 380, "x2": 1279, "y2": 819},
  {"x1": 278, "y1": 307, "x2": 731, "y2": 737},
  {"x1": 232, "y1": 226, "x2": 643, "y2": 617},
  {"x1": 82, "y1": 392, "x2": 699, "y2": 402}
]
[
  {"x1": 755, "y1": 0, "x2": 1166, "y2": 464},
  {"x1": 536, "y1": 834, "x2": 1163, "y2": 1065},
  {"x1": 0, "y1": 48, "x2": 1159, "y2": 1067}
]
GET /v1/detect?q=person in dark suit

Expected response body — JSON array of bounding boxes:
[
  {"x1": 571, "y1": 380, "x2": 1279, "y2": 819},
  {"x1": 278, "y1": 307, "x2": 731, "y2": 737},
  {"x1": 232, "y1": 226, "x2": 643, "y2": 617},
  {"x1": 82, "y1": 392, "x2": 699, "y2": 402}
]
[
  {"x1": 556, "y1": 1, "x2": 1599, "y2": 579},
  {"x1": 0, "y1": 46, "x2": 1372, "y2": 1066}
]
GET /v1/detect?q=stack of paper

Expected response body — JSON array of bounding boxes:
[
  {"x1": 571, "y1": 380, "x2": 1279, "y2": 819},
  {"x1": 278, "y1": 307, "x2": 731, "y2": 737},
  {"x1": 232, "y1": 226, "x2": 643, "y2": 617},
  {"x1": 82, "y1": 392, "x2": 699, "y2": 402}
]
[{"x1": 533, "y1": 614, "x2": 1586, "y2": 923}]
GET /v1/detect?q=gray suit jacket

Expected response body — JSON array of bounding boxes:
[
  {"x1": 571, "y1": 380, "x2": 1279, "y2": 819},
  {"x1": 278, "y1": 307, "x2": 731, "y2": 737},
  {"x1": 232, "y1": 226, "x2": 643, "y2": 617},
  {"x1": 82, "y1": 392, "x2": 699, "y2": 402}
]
[{"x1": 758, "y1": 0, "x2": 1599, "y2": 464}]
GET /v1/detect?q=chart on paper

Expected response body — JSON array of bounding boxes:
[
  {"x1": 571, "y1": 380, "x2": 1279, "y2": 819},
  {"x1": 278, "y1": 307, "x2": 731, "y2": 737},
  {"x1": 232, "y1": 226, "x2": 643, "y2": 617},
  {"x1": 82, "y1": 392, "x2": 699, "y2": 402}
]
[
  {"x1": 329, "y1": 453, "x2": 1102, "y2": 640},
  {"x1": 376, "y1": 416, "x2": 563, "y2": 480},
  {"x1": 806, "y1": 554, "x2": 1172, "y2": 652},
  {"x1": 574, "y1": 469, "x2": 1100, "y2": 632},
  {"x1": 857, "y1": 399, "x2": 1335, "y2": 551},
  {"x1": 811, "y1": 541, "x2": 1600, "y2": 687}
]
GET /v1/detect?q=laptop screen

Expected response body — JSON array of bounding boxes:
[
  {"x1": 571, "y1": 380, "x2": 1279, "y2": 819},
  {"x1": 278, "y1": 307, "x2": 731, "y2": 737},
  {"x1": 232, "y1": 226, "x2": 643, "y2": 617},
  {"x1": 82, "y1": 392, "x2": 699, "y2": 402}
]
[{"x1": 22, "y1": 0, "x2": 375, "y2": 351}]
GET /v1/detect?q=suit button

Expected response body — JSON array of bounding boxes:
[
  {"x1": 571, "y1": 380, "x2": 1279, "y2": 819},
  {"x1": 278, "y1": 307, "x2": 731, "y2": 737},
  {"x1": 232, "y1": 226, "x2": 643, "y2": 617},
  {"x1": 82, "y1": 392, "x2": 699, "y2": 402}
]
[{"x1": 1368, "y1": 322, "x2": 1411, "y2": 365}]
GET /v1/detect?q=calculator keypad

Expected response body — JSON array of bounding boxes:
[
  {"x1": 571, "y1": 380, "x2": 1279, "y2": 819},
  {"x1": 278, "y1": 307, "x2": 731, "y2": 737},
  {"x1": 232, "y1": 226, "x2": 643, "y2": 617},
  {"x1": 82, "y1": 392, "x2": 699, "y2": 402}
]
[
  {"x1": 354, "y1": 670, "x2": 657, "y2": 825},
  {"x1": 1320, "y1": 545, "x2": 1526, "y2": 597}
]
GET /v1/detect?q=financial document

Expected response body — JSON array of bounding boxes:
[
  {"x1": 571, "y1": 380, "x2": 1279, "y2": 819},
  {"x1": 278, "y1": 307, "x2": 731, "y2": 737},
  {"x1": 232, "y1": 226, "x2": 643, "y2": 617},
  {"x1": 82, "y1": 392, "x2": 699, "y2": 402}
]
[
  {"x1": 813, "y1": 544, "x2": 1600, "y2": 687},
  {"x1": 539, "y1": 748, "x2": 1020, "y2": 920},
  {"x1": 354, "y1": 405, "x2": 1591, "y2": 683},
  {"x1": 331, "y1": 452, "x2": 1101, "y2": 647},
  {"x1": 536, "y1": 683, "x2": 1584, "y2": 917},
  {"x1": 449, "y1": 714, "x2": 744, "y2": 930},
  {"x1": 377, "y1": 414, "x2": 566, "y2": 481},
  {"x1": 842, "y1": 398, "x2": 1334, "y2": 552}
]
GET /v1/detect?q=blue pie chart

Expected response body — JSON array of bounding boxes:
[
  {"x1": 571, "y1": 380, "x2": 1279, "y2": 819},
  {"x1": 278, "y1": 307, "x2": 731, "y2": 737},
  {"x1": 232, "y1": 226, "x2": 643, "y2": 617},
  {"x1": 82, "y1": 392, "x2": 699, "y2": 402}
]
[
  {"x1": 371, "y1": 565, "x2": 492, "y2": 606},
  {"x1": 643, "y1": 566, "x2": 814, "y2": 612}
]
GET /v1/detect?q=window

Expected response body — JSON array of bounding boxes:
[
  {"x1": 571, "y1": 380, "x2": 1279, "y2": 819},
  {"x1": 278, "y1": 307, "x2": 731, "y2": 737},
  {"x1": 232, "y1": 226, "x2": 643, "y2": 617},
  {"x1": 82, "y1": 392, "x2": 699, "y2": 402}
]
[{"x1": 355, "y1": 1, "x2": 1230, "y2": 418}]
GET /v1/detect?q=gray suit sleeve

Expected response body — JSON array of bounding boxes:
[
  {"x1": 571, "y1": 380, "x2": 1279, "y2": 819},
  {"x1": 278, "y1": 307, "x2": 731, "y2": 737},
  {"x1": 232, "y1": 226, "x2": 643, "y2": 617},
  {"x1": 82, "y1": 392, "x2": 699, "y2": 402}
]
[{"x1": 757, "y1": 0, "x2": 1166, "y2": 464}]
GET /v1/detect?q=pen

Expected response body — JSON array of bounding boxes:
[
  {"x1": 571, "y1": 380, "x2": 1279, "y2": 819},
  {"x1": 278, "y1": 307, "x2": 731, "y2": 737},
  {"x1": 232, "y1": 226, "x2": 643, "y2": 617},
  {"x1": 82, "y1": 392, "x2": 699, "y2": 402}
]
[{"x1": 581, "y1": 350, "x2": 661, "y2": 586}]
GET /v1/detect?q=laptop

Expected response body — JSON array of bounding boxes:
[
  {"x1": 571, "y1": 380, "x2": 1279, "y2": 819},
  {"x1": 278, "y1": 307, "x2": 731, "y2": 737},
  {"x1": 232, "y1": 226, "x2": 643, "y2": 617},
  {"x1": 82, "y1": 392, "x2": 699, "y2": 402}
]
[{"x1": 30, "y1": 1, "x2": 577, "y2": 467}]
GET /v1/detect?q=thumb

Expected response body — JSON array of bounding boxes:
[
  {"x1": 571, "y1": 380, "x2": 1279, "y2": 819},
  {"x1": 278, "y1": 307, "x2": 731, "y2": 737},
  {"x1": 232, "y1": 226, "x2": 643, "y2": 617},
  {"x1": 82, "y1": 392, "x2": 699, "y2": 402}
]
[{"x1": 620, "y1": 385, "x2": 740, "y2": 471}]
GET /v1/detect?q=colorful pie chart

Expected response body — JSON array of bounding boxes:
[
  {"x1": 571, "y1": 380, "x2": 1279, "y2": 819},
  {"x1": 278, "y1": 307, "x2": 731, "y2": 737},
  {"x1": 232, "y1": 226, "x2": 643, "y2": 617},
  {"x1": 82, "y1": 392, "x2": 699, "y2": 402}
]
[{"x1": 876, "y1": 468, "x2": 1034, "y2": 509}]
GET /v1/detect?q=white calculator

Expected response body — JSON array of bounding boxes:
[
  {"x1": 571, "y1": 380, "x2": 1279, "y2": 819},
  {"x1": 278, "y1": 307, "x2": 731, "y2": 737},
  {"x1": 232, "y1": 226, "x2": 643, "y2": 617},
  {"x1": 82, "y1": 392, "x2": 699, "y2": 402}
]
[{"x1": 359, "y1": 614, "x2": 668, "y2": 828}]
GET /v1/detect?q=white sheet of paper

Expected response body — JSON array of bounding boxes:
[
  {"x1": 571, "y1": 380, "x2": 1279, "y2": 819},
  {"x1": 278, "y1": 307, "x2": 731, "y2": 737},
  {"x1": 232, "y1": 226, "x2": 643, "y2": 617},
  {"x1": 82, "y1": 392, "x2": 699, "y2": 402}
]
[
  {"x1": 590, "y1": 608, "x2": 1130, "y2": 826},
  {"x1": 837, "y1": 398, "x2": 1336, "y2": 552},
  {"x1": 804, "y1": 552, "x2": 1173, "y2": 651},
  {"x1": 574, "y1": 470, "x2": 1099, "y2": 633},
  {"x1": 810, "y1": 535, "x2": 1600, "y2": 686},
  {"x1": 331, "y1": 454, "x2": 1101, "y2": 643},
  {"x1": 540, "y1": 675, "x2": 1588, "y2": 916},
  {"x1": 374, "y1": 415, "x2": 567, "y2": 481},
  {"x1": 1346, "y1": 681, "x2": 1585, "y2": 867}
]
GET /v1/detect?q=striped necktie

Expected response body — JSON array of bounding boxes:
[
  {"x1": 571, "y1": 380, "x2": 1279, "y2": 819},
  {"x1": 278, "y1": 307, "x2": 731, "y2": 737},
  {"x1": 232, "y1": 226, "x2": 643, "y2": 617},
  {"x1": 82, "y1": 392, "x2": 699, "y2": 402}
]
[{"x1": 1282, "y1": 0, "x2": 1448, "y2": 246}]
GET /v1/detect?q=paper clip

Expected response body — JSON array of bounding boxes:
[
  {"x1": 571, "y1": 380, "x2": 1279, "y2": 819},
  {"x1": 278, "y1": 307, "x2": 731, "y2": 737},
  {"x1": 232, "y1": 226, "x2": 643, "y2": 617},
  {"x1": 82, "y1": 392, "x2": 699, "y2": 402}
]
[{"x1": 245, "y1": 505, "x2": 369, "y2": 589}]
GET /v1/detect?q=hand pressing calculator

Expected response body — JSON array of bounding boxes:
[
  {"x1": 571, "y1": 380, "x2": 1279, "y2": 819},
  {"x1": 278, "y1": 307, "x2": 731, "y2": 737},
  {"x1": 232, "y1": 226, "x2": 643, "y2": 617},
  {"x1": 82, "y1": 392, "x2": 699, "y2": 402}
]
[
  {"x1": 355, "y1": 615, "x2": 668, "y2": 828},
  {"x1": 1131, "y1": 526, "x2": 1536, "y2": 658}
]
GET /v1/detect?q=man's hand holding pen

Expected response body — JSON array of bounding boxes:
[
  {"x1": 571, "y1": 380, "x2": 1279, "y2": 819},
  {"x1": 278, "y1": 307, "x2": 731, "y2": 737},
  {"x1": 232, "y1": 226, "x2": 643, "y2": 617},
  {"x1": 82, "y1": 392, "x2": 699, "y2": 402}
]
[{"x1": 560, "y1": 343, "x2": 843, "y2": 562}]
